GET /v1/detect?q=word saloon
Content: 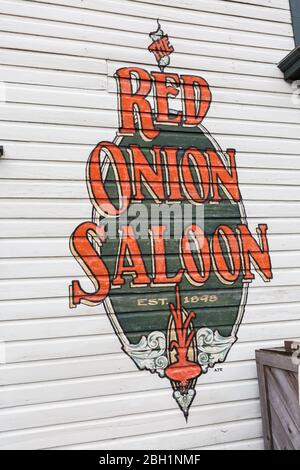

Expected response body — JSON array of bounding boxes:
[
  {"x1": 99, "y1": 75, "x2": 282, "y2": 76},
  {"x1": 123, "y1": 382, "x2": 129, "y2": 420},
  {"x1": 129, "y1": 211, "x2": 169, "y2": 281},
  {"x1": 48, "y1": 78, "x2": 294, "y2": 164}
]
[{"x1": 70, "y1": 222, "x2": 272, "y2": 307}]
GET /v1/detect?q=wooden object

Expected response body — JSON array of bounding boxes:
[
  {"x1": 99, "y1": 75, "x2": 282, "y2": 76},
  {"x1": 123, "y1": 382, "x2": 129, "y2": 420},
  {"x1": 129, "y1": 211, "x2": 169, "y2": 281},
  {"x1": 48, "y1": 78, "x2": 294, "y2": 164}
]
[{"x1": 256, "y1": 345, "x2": 300, "y2": 450}]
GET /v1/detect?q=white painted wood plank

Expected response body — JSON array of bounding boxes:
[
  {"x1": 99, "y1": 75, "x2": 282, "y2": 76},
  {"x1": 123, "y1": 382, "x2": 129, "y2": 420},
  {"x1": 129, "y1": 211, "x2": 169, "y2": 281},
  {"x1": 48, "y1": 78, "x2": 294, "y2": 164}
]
[
  {"x1": 0, "y1": 199, "x2": 91, "y2": 219},
  {"x1": 0, "y1": 416, "x2": 262, "y2": 450},
  {"x1": 0, "y1": 292, "x2": 297, "y2": 376},
  {"x1": 128, "y1": 0, "x2": 291, "y2": 19},
  {"x1": 0, "y1": 65, "x2": 105, "y2": 90},
  {"x1": 0, "y1": 316, "x2": 107, "y2": 342},
  {"x1": 0, "y1": 297, "x2": 101, "y2": 321},
  {"x1": 0, "y1": 0, "x2": 293, "y2": 50},
  {"x1": 28, "y1": 0, "x2": 292, "y2": 33},
  {"x1": 225, "y1": 0, "x2": 289, "y2": 10},
  {"x1": 0, "y1": 60, "x2": 292, "y2": 95},
  {"x1": 2, "y1": 141, "x2": 300, "y2": 167},
  {"x1": 0, "y1": 363, "x2": 258, "y2": 409},
  {"x1": 0, "y1": 17, "x2": 290, "y2": 64},
  {"x1": 108, "y1": 58, "x2": 294, "y2": 94},
  {"x1": 0, "y1": 14, "x2": 284, "y2": 58},
  {"x1": 46, "y1": 417, "x2": 262, "y2": 450},
  {"x1": 1, "y1": 199, "x2": 300, "y2": 219},
  {"x1": 1, "y1": 160, "x2": 300, "y2": 183},
  {"x1": 207, "y1": 119, "x2": 300, "y2": 141},
  {"x1": 0, "y1": 332, "x2": 290, "y2": 370},
  {"x1": 0, "y1": 291, "x2": 299, "y2": 322},
  {"x1": 0, "y1": 353, "x2": 131, "y2": 385},
  {"x1": 0, "y1": 339, "x2": 293, "y2": 391},
  {"x1": 237, "y1": 320, "x2": 300, "y2": 342},
  {"x1": 2, "y1": 83, "x2": 299, "y2": 115},
  {"x1": 237, "y1": 154, "x2": 300, "y2": 170},
  {"x1": 0, "y1": 238, "x2": 72, "y2": 259},
  {"x1": 1, "y1": 320, "x2": 300, "y2": 363},
  {"x1": 0, "y1": 55, "x2": 284, "y2": 97},
  {"x1": 2, "y1": 96, "x2": 300, "y2": 128},
  {"x1": 0, "y1": 31, "x2": 287, "y2": 79},
  {"x1": 0, "y1": 344, "x2": 257, "y2": 384},
  {"x1": 1, "y1": 180, "x2": 299, "y2": 201},
  {"x1": 0, "y1": 48, "x2": 106, "y2": 74},
  {"x1": 0, "y1": 32, "x2": 112, "y2": 64},
  {"x1": 0, "y1": 251, "x2": 298, "y2": 281},
  {"x1": 197, "y1": 437, "x2": 264, "y2": 450},
  {"x1": 0, "y1": 395, "x2": 260, "y2": 435},
  {"x1": 0, "y1": 180, "x2": 91, "y2": 199},
  {"x1": 1, "y1": 122, "x2": 300, "y2": 153},
  {"x1": 0, "y1": 234, "x2": 299, "y2": 260},
  {"x1": 227, "y1": 336, "x2": 300, "y2": 362},
  {"x1": 0, "y1": 217, "x2": 299, "y2": 239},
  {"x1": 107, "y1": 63, "x2": 293, "y2": 94},
  {"x1": 0, "y1": 141, "x2": 92, "y2": 163},
  {"x1": 1, "y1": 103, "x2": 300, "y2": 135},
  {"x1": 0, "y1": 315, "x2": 299, "y2": 347},
  {"x1": 48, "y1": 419, "x2": 262, "y2": 450},
  {"x1": 1, "y1": 300, "x2": 300, "y2": 341}
]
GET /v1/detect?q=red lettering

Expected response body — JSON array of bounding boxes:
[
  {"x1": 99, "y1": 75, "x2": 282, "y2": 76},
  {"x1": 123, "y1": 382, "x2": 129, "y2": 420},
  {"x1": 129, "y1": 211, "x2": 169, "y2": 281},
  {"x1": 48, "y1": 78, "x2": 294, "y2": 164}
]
[
  {"x1": 207, "y1": 148, "x2": 241, "y2": 203},
  {"x1": 70, "y1": 222, "x2": 110, "y2": 307},
  {"x1": 88, "y1": 142, "x2": 131, "y2": 217},
  {"x1": 212, "y1": 225, "x2": 241, "y2": 285},
  {"x1": 151, "y1": 72, "x2": 182, "y2": 125},
  {"x1": 181, "y1": 148, "x2": 210, "y2": 203},
  {"x1": 181, "y1": 224, "x2": 211, "y2": 286},
  {"x1": 129, "y1": 145, "x2": 165, "y2": 202},
  {"x1": 181, "y1": 75, "x2": 212, "y2": 126},
  {"x1": 237, "y1": 224, "x2": 273, "y2": 282},
  {"x1": 113, "y1": 226, "x2": 151, "y2": 286},
  {"x1": 115, "y1": 67, "x2": 159, "y2": 141}
]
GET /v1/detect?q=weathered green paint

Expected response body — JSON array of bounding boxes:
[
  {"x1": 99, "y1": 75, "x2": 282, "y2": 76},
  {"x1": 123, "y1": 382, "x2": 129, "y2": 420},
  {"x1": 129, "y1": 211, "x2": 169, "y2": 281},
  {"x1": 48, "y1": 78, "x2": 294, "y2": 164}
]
[{"x1": 98, "y1": 123, "x2": 245, "y2": 344}]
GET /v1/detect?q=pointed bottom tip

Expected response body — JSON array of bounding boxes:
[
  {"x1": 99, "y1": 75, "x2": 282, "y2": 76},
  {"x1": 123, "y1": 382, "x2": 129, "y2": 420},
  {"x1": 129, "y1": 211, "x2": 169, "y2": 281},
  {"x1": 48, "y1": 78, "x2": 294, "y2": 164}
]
[{"x1": 173, "y1": 388, "x2": 196, "y2": 420}]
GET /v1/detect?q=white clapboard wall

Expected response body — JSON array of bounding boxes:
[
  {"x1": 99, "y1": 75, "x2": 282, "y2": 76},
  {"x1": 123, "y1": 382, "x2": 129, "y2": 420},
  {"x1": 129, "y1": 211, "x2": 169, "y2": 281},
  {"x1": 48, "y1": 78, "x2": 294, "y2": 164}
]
[{"x1": 0, "y1": 0, "x2": 299, "y2": 450}]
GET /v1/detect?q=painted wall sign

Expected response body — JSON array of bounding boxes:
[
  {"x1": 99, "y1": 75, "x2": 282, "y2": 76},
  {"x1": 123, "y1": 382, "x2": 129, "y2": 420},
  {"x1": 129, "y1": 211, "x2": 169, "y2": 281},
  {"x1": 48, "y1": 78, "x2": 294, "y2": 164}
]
[{"x1": 69, "y1": 22, "x2": 273, "y2": 418}]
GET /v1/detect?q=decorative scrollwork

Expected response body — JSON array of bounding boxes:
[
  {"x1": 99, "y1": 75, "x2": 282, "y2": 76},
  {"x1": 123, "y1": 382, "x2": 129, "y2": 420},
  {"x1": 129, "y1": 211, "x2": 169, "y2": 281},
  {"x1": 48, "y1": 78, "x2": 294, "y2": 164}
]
[
  {"x1": 197, "y1": 328, "x2": 236, "y2": 372},
  {"x1": 123, "y1": 331, "x2": 168, "y2": 377}
]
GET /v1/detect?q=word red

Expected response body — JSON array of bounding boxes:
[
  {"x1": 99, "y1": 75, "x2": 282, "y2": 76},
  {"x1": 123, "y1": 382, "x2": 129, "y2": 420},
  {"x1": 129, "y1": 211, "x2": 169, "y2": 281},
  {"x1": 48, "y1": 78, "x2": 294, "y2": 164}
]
[{"x1": 115, "y1": 67, "x2": 212, "y2": 140}]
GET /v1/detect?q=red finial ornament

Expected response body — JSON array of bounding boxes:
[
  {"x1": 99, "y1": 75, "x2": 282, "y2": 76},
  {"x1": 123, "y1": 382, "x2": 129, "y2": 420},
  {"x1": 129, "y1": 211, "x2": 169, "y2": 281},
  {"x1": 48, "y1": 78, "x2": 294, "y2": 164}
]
[
  {"x1": 148, "y1": 19, "x2": 174, "y2": 72},
  {"x1": 165, "y1": 286, "x2": 202, "y2": 390}
]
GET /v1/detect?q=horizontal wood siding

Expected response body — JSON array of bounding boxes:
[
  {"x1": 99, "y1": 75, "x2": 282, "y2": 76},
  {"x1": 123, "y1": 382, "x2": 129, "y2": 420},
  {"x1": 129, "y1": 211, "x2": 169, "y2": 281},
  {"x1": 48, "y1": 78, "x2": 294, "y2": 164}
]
[{"x1": 0, "y1": 0, "x2": 299, "y2": 450}]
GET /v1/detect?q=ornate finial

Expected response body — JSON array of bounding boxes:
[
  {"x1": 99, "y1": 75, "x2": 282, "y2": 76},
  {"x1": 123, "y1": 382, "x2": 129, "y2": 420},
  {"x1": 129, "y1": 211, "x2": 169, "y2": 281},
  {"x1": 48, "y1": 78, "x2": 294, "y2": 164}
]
[
  {"x1": 165, "y1": 286, "x2": 201, "y2": 419},
  {"x1": 148, "y1": 19, "x2": 174, "y2": 72},
  {"x1": 149, "y1": 19, "x2": 164, "y2": 42}
]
